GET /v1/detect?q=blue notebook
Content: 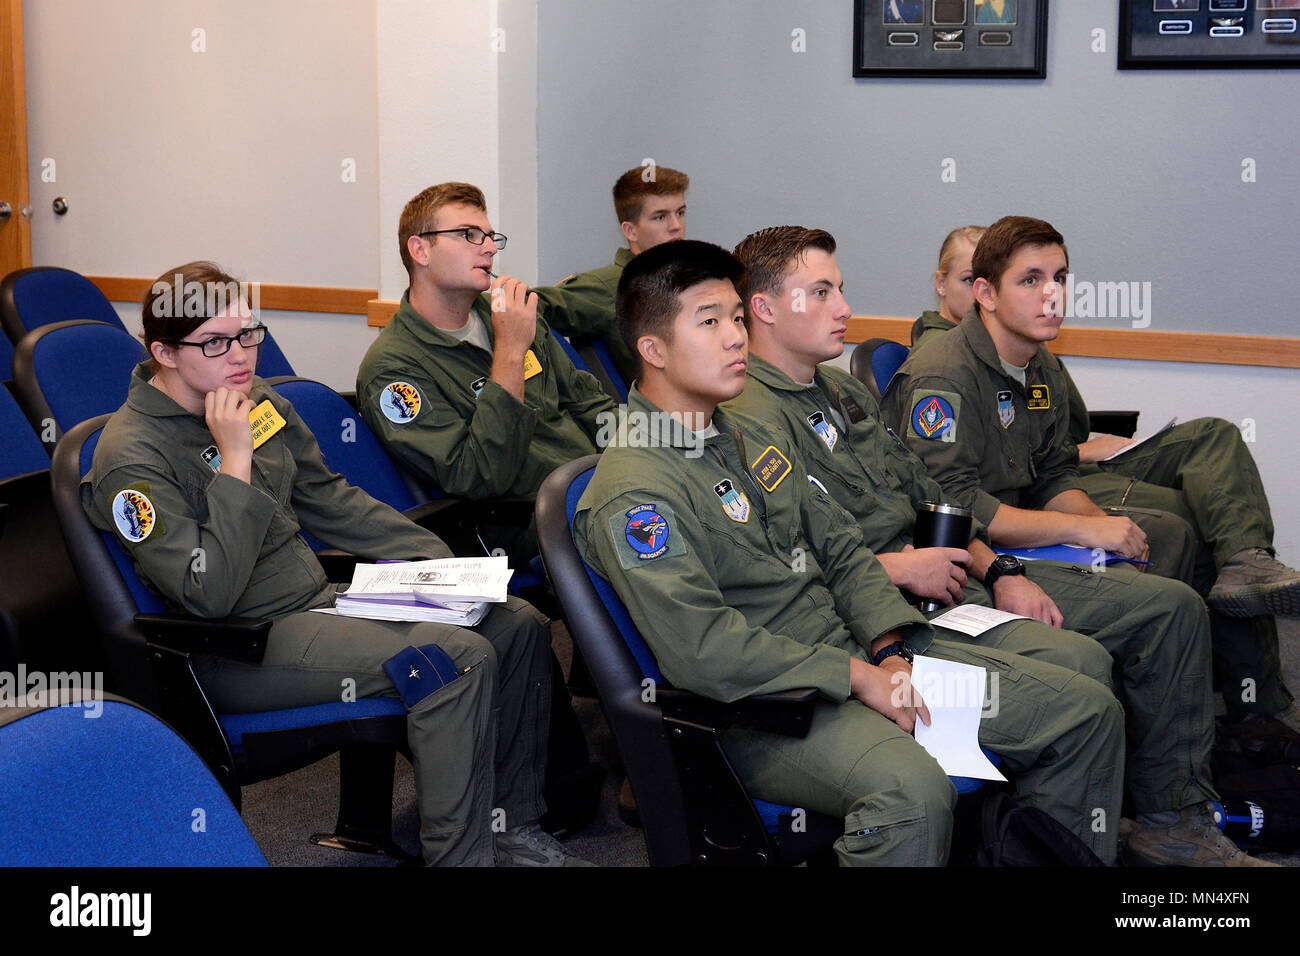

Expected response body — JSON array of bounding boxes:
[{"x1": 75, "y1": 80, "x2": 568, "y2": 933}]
[{"x1": 994, "y1": 544, "x2": 1151, "y2": 567}]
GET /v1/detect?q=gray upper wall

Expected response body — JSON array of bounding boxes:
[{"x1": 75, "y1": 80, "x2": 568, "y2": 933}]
[{"x1": 537, "y1": 0, "x2": 1300, "y2": 336}]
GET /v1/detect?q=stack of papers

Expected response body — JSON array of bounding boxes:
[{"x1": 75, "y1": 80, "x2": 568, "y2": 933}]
[{"x1": 321, "y1": 557, "x2": 512, "y2": 625}]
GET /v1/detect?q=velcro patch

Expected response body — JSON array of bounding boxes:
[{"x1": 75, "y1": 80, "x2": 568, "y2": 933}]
[
  {"x1": 750, "y1": 445, "x2": 792, "y2": 492},
  {"x1": 1027, "y1": 384, "x2": 1051, "y2": 410},
  {"x1": 379, "y1": 381, "x2": 422, "y2": 424},
  {"x1": 112, "y1": 482, "x2": 164, "y2": 544},
  {"x1": 841, "y1": 396, "x2": 867, "y2": 424},
  {"x1": 910, "y1": 391, "x2": 960, "y2": 442},
  {"x1": 610, "y1": 502, "x2": 687, "y2": 569}
]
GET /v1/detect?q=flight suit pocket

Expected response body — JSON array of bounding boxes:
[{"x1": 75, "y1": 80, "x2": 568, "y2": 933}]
[{"x1": 841, "y1": 802, "x2": 929, "y2": 865}]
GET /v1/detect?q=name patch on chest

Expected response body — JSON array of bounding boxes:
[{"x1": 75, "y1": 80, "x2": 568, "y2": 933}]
[
  {"x1": 1027, "y1": 385, "x2": 1051, "y2": 410},
  {"x1": 248, "y1": 400, "x2": 287, "y2": 449},
  {"x1": 523, "y1": 349, "x2": 543, "y2": 380},
  {"x1": 841, "y1": 396, "x2": 867, "y2": 424},
  {"x1": 750, "y1": 445, "x2": 792, "y2": 492}
]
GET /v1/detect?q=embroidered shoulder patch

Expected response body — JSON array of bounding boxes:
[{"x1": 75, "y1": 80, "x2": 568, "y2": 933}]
[
  {"x1": 750, "y1": 445, "x2": 792, "y2": 492},
  {"x1": 610, "y1": 502, "x2": 688, "y2": 569},
  {"x1": 910, "y1": 392, "x2": 960, "y2": 442},
  {"x1": 1027, "y1": 384, "x2": 1051, "y2": 410},
  {"x1": 112, "y1": 484, "x2": 162, "y2": 544},
  {"x1": 379, "y1": 381, "x2": 422, "y2": 424}
]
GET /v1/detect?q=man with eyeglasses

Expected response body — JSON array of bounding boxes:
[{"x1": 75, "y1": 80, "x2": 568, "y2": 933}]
[{"x1": 358, "y1": 183, "x2": 615, "y2": 538}]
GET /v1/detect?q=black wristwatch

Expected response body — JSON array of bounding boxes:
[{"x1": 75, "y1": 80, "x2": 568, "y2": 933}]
[
  {"x1": 983, "y1": 553, "x2": 1027, "y2": 590},
  {"x1": 872, "y1": 640, "x2": 915, "y2": 667}
]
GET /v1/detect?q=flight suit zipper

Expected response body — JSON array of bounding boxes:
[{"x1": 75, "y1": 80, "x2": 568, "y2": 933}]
[
  {"x1": 727, "y1": 428, "x2": 769, "y2": 532},
  {"x1": 824, "y1": 383, "x2": 884, "y2": 486}
]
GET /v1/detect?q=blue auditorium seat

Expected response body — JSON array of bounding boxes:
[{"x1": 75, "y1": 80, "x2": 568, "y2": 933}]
[
  {"x1": 49, "y1": 416, "x2": 416, "y2": 861},
  {"x1": 0, "y1": 695, "x2": 267, "y2": 865}
]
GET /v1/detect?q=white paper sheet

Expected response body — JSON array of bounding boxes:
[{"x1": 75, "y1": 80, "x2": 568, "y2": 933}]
[
  {"x1": 345, "y1": 557, "x2": 511, "y2": 604},
  {"x1": 928, "y1": 604, "x2": 1029, "y2": 638},
  {"x1": 1099, "y1": 417, "x2": 1177, "y2": 462},
  {"x1": 910, "y1": 654, "x2": 1006, "y2": 782}
]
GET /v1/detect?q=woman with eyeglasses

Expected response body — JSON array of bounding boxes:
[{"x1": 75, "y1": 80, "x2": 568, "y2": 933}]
[{"x1": 80, "y1": 260, "x2": 577, "y2": 867}]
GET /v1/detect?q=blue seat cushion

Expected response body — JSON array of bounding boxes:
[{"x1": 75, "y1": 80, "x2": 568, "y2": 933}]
[
  {"x1": 218, "y1": 697, "x2": 407, "y2": 754},
  {"x1": 0, "y1": 700, "x2": 266, "y2": 865}
]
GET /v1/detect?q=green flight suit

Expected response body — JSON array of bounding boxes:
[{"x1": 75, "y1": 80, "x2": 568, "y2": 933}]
[
  {"x1": 575, "y1": 385, "x2": 1125, "y2": 865},
  {"x1": 356, "y1": 291, "x2": 615, "y2": 500},
  {"x1": 534, "y1": 247, "x2": 637, "y2": 384},
  {"x1": 83, "y1": 365, "x2": 553, "y2": 866},
  {"x1": 725, "y1": 356, "x2": 1216, "y2": 814},
  {"x1": 907, "y1": 312, "x2": 1290, "y2": 716}
]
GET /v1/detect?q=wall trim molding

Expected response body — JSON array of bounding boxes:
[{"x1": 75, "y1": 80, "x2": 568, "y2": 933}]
[
  {"x1": 91, "y1": 287, "x2": 1294, "y2": 370},
  {"x1": 847, "y1": 316, "x2": 1300, "y2": 370},
  {"x1": 90, "y1": 276, "x2": 375, "y2": 316}
]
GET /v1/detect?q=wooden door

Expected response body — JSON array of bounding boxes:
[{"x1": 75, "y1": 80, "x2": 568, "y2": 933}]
[{"x1": 0, "y1": 0, "x2": 30, "y2": 278}]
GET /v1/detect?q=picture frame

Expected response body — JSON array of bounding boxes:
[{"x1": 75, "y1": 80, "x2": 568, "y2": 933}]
[
  {"x1": 1119, "y1": 0, "x2": 1300, "y2": 69},
  {"x1": 853, "y1": 0, "x2": 1049, "y2": 78}
]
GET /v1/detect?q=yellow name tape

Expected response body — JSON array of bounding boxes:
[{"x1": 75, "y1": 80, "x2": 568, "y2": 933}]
[
  {"x1": 523, "y1": 349, "x2": 543, "y2": 380},
  {"x1": 248, "y1": 399, "x2": 287, "y2": 449}
]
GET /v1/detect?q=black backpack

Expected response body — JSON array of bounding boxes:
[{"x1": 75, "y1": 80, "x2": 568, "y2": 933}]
[{"x1": 975, "y1": 791, "x2": 1107, "y2": 866}]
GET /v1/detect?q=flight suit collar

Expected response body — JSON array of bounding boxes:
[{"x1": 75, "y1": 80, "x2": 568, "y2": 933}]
[
  {"x1": 744, "y1": 352, "x2": 812, "y2": 395},
  {"x1": 123, "y1": 361, "x2": 272, "y2": 420},
  {"x1": 626, "y1": 384, "x2": 727, "y2": 452},
  {"x1": 613, "y1": 247, "x2": 634, "y2": 268},
  {"x1": 961, "y1": 304, "x2": 1062, "y2": 385},
  {"x1": 393, "y1": 289, "x2": 497, "y2": 351}
]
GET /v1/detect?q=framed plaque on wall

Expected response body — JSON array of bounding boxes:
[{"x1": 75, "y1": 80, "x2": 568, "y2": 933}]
[
  {"x1": 853, "y1": 0, "x2": 1049, "y2": 78},
  {"x1": 1119, "y1": 0, "x2": 1300, "y2": 69}
]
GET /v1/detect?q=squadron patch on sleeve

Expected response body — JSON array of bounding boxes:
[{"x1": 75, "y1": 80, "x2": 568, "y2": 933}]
[
  {"x1": 910, "y1": 392, "x2": 960, "y2": 442},
  {"x1": 712, "y1": 479, "x2": 750, "y2": 523},
  {"x1": 610, "y1": 502, "x2": 688, "y2": 569},
  {"x1": 379, "y1": 381, "x2": 422, "y2": 424},
  {"x1": 750, "y1": 446, "x2": 792, "y2": 492},
  {"x1": 112, "y1": 484, "x2": 162, "y2": 544},
  {"x1": 807, "y1": 411, "x2": 838, "y2": 452}
]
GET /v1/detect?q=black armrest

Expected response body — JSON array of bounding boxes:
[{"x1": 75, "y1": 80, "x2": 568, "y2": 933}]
[
  {"x1": 469, "y1": 495, "x2": 536, "y2": 528},
  {"x1": 656, "y1": 686, "x2": 818, "y2": 739},
  {"x1": 1088, "y1": 410, "x2": 1140, "y2": 439},
  {"x1": 134, "y1": 613, "x2": 272, "y2": 663},
  {"x1": 313, "y1": 549, "x2": 361, "y2": 581},
  {"x1": 0, "y1": 501, "x2": 7, "y2": 540}
]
